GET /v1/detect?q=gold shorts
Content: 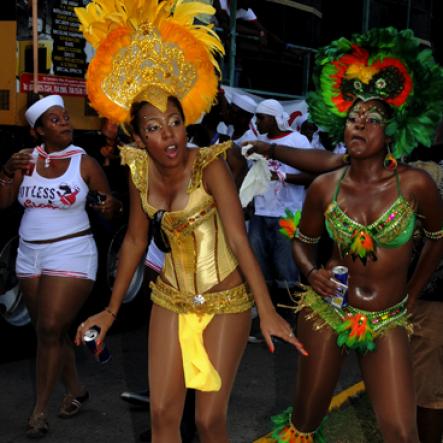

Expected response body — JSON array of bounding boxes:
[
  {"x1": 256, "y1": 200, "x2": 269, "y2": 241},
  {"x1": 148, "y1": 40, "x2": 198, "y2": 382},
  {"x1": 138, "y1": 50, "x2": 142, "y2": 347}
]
[{"x1": 150, "y1": 278, "x2": 254, "y2": 315}]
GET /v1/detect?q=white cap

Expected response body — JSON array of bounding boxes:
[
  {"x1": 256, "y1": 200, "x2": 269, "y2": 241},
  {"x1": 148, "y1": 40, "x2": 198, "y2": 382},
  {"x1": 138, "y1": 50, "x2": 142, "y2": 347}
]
[
  {"x1": 231, "y1": 93, "x2": 257, "y2": 114},
  {"x1": 25, "y1": 95, "x2": 65, "y2": 127},
  {"x1": 256, "y1": 99, "x2": 291, "y2": 131}
]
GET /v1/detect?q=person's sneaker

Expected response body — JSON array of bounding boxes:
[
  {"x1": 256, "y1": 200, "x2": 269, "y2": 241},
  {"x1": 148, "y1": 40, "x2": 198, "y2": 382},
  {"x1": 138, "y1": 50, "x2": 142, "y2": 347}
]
[
  {"x1": 120, "y1": 390, "x2": 150, "y2": 407},
  {"x1": 58, "y1": 391, "x2": 90, "y2": 418},
  {"x1": 26, "y1": 412, "x2": 49, "y2": 439},
  {"x1": 248, "y1": 334, "x2": 264, "y2": 344}
]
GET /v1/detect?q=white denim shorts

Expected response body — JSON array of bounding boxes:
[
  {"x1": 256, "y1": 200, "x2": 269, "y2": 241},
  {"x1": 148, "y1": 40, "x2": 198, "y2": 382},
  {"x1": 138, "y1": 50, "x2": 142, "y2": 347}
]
[{"x1": 16, "y1": 235, "x2": 98, "y2": 281}]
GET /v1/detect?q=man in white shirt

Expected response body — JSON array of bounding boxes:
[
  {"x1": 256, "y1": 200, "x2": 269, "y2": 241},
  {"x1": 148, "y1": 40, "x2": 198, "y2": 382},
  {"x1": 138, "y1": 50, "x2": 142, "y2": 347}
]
[
  {"x1": 230, "y1": 93, "x2": 258, "y2": 145},
  {"x1": 248, "y1": 99, "x2": 314, "y2": 311}
]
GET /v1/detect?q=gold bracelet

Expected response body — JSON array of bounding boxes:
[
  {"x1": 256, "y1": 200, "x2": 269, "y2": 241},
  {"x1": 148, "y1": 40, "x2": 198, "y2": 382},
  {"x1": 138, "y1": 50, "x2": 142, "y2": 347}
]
[
  {"x1": 423, "y1": 227, "x2": 443, "y2": 240},
  {"x1": 105, "y1": 307, "x2": 117, "y2": 319},
  {"x1": 295, "y1": 228, "x2": 321, "y2": 245}
]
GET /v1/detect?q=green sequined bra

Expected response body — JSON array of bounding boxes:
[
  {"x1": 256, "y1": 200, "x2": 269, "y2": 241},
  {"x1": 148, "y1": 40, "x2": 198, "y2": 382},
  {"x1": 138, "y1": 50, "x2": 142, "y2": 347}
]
[{"x1": 325, "y1": 168, "x2": 416, "y2": 263}]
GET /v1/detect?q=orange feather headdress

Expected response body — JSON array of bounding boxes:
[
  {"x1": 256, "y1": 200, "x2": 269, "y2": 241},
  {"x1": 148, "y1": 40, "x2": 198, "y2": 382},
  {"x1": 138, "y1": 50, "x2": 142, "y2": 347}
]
[{"x1": 75, "y1": 0, "x2": 224, "y2": 124}]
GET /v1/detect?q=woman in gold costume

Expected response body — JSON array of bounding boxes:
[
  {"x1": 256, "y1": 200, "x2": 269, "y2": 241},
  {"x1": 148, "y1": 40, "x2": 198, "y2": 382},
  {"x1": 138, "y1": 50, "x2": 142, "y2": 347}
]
[{"x1": 74, "y1": 1, "x2": 306, "y2": 441}]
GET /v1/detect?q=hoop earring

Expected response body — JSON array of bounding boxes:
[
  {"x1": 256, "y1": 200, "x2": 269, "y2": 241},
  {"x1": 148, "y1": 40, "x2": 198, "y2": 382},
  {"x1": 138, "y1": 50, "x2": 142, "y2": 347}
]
[{"x1": 383, "y1": 143, "x2": 397, "y2": 171}]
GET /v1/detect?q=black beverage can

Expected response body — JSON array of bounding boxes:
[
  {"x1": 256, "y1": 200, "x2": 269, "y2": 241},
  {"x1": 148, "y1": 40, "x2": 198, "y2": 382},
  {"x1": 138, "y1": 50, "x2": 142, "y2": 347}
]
[
  {"x1": 330, "y1": 266, "x2": 349, "y2": 308},
  {"x1": 83, "y1": 326, "x2": 111, "y2": 364}
]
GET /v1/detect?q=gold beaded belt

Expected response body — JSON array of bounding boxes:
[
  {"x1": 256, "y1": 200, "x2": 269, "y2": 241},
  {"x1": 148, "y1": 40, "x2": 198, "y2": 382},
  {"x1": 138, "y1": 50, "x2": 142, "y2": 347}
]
[{"x1": 150, "y1": 278, "x2": 254, "y2": 315}]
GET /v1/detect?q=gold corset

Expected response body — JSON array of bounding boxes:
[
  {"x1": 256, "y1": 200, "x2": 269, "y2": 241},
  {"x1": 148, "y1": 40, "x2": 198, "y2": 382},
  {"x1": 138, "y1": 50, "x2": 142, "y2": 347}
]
[{"x1": 120, "y1": 142, "x2": 239, "y2": 296}]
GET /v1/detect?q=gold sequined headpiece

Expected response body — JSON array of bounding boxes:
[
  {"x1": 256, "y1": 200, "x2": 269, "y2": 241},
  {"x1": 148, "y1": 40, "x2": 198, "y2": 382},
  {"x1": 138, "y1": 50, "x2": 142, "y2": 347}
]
[{"x1": 75, "y1": 0, "x2": 224, "y2": 124}]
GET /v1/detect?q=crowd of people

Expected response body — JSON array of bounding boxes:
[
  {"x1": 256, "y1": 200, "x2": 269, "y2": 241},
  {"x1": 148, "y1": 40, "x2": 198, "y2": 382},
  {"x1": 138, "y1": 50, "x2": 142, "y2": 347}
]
[{"x1": 1, "y1": 1, "x2": 443, "y2": 443}]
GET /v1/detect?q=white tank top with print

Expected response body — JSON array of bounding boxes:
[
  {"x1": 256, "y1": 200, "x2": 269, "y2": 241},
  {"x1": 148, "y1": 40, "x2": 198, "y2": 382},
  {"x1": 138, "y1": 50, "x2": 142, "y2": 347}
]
[{"x1": 18, "y1": 146, "x2": 90, "y2": 241}]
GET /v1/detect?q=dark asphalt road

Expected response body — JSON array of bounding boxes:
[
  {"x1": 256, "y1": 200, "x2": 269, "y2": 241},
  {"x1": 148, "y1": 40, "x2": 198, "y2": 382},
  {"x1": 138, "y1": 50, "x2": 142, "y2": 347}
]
[{"x1": 0, "y1": 315, "x2": 362, "y2": 443}]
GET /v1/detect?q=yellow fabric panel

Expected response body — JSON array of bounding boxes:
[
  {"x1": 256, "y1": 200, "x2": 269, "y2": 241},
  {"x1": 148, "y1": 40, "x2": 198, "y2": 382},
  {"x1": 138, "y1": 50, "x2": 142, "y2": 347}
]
[{"x1": 178, "y1": 313, "x2": 221, "y2": 392}]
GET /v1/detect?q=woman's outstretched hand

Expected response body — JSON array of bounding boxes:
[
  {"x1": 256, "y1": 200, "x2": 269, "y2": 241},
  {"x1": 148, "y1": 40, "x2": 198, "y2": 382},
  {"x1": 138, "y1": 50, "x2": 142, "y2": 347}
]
[
  {"x1": 308, "y1": 268, "x2": 341, "y2": 298},
  {"x1": 75, "y1": 309, "x2": 115, "y2": 347},
  {"x1": 259, "y1": 309, "x2": 308, "y2": 356}
]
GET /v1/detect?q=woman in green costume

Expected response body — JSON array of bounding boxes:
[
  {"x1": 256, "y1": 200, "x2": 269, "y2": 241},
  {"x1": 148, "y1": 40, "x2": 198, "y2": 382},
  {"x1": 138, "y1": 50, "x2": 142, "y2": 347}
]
[{"x1": 254, "y1": 28, "x2": 443, "y2": 443}]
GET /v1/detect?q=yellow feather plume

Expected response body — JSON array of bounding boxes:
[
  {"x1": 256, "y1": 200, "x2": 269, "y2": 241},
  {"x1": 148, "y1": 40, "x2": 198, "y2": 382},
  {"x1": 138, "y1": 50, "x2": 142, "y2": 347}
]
[
  {"x1": 75, "y1": 0, "x2": 224, "y2": 124},
  {"x1": 76, "y1": 0, "x2": 221, "y2": 50}
]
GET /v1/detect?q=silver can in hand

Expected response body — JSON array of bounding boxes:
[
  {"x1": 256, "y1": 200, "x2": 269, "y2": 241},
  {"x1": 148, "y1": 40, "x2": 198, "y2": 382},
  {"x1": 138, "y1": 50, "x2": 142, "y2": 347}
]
[
  {"x1": 83, "y1": 326, "x2": 111, "y2": 364},
  {"x1": 330, "y1": 266, "x2": 349, "y2": 309}
]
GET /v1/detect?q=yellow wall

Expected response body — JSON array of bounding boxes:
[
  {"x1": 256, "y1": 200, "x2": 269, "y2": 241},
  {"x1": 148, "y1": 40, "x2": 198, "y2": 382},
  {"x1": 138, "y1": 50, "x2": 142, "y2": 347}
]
[
  {"x1": 0, "y1": 22, "x2": 100, "y2": 130},
  {"x1": 17, "y1": 40, "x2": 53, "y2": 74},
  {"x1": 0, "y1": 21, "x2": 18, "y2": 126}
]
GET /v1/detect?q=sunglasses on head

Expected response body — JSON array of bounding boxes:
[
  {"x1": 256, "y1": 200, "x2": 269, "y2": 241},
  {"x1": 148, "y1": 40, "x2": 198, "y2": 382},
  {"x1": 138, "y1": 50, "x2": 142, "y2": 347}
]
[{"x1": 151, "y1": 210, "x2": 171, "y2": 253}]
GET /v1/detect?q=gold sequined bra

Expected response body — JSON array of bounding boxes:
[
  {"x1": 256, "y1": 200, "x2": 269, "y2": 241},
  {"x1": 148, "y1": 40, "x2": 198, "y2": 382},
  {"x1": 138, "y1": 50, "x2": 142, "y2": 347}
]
[{"x1": 120, "y1": 142, "x2": 253, "y2": 314}]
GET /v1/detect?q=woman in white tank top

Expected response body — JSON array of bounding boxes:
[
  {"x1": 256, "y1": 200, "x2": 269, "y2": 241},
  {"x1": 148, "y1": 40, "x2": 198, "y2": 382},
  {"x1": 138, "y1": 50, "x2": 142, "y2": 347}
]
[{"x1": 0, "y1": 95, "x2": 122, "y2": 438}]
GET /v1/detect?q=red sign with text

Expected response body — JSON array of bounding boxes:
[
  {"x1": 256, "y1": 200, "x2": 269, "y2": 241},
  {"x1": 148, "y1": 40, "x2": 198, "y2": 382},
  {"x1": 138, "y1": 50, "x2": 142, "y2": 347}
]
[{"x1": 20, "y1": 73, "x2": 87, "y2": 97}]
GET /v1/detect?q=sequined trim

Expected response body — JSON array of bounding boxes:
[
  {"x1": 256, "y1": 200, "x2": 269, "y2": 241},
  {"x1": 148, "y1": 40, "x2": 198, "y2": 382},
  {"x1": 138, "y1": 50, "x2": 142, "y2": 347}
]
[
  {"x1": 214, "y1": 214, "x2": 220, "y2": 283},
  {"x1": 150, "y1": 278, "x2": 254, "y2": 314},
  {"x1": 119, "y1": 143, "x2": 231, "y2": 218},
  {"x1": 325, "y1": 194, "x2": 415, "y2": 248},
  {"x1": 163, "y1": 202, "x2": 216, "y2": 237},
  {"x1": 423, "y1": 227, "x2": 443, "y2": 240},
  {"x1": 187, "y1": 141, "x2": 231, "y2": 193},
  {"x1": 293, "y1": 287, "x2": 412, "y2": 337},
  {"x1": 261, "y1": 406, "x2": 324, "y2": 443},
  {"x1": 100, "y1": 24, "x2": 196, "y2": 118},
  {"x1": 170, "y1": 250, "x2": 181, "y2": 291},
  {"x1": 282, "y1": 423, "x2": 315, "y2": 442},
  {"x1": 192, "y1": 231, "x2": 198, "y2": 294},
  {"x1": 119, "y1": 145, "x2": 148, "y2": 194}
]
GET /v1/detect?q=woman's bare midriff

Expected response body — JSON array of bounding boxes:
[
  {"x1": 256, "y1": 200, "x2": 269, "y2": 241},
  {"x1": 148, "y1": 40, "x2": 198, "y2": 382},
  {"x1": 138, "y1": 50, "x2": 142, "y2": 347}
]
[
  {"x1": 327, "y1": 243, "x2": 412, "y2": 311},
  {"x1": 24, "y1": 228, "x2": 92, "y2": 244}
]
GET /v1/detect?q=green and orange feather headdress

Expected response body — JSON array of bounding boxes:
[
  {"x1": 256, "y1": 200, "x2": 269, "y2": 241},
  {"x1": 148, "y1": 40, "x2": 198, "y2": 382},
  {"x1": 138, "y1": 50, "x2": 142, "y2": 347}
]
[
  {"x1": 75, "y1": 0, "x2": 224, "y2": 124},
  {"x1": 307, "y1": 27, "x2": 443, "y2": 158}
]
